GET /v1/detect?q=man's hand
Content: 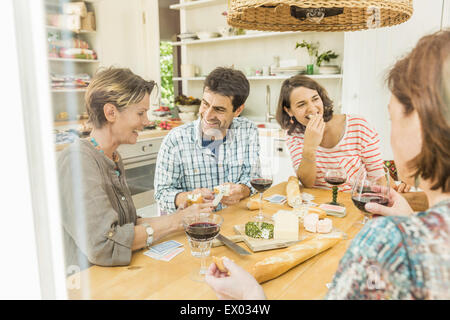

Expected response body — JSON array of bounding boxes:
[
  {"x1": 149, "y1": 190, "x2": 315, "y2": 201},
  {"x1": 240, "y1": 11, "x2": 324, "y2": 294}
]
[
  {"x1": 175, "y1": 188, "x2": 215, "y2": 209},
  {"x1": 220, "y1": 183, "x2": 250, "y2": 206}
]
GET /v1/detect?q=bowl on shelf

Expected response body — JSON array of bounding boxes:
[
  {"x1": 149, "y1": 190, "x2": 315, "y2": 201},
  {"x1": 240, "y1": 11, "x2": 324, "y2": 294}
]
[
  {"x1": 196, "y1": 31, "x2": 220, "y2": 40},
  {"x1": 179, "y1": 112, "x2": 198, "y2": 122},
  {"x1": 177, "y1": 33, "x2": 198, "y2": 41},
  {"x1": 177, "y1": 104, "x2": 200, "y2": 113},
  {"x1": 318, "y1": 65, "x2": 340, "y2": 74}
]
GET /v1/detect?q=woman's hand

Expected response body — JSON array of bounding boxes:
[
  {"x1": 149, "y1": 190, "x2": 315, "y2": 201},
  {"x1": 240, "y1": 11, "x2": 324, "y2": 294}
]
[
  {"x1": 365, "y1": 187, "x2": 414, "y2": 217},
  {"x1": 205, "y1": 257, "x2": 266, "y2": 300},
  {"x1": 393, "y1": 181, "x2": 412, "y2": 193},
  {"x1": 303, "y1": 114, "x2": 325, "y2": 150}
]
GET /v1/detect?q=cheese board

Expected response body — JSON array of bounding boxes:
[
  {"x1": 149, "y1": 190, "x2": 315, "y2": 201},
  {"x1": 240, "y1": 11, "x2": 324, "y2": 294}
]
[{"x1": 233, "y1": 225, "x2": 305, "y2": 252}]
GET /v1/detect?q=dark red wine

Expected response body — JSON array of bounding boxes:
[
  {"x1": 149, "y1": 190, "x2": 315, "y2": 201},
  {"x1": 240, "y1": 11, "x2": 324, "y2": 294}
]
[
  {"x1": 325, "y1": 177, "x2": 346, "y2": 185},
  {"x1": 250, "y1": 178, "x2": 273, "y2": 193},
  {"x1": 352, "y1": 194, "x2": 389, "y2": 214},
  {"x1": 186, "y1": 222, "x2": 220, "y2": 241}
]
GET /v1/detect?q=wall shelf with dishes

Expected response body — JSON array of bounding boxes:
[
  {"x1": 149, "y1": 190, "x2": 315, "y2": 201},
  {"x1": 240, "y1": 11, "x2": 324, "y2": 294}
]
[
  {"x1": 169, "y1": 0, "x2": 225, "y2": 10},
  {"x1": 171, "y1": 31, "x2": 307, "y2": 46},
  {"x1": 171, "y1": 0, "x2": 345, "y2": 122},
  {"x1": 173, "y1": 74, "x2": 343, "y2": 81},
  {"x1": 45, "y1": 0, "x2": 99, "y2": 145}
]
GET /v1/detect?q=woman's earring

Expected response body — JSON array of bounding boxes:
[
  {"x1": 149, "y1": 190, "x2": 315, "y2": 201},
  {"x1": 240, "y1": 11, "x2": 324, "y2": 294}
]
[{"x1": 290, "y1": 116, "x2": 294, "y2": 124}]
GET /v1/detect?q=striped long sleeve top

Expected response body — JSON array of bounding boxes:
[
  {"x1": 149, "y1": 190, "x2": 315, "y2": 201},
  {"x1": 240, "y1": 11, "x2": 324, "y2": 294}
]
[{"x1": 285, "y1": 114, "x2": 385, "y2": 192}]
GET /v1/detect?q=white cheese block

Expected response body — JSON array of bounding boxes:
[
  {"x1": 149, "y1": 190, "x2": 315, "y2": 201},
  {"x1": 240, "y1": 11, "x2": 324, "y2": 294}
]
[
  {"x1": 273, "y1": 211, "x2": 299, "y2": 240},
  {"x1": 304, "y1": 213, "x2": 319, "y2": 233}
]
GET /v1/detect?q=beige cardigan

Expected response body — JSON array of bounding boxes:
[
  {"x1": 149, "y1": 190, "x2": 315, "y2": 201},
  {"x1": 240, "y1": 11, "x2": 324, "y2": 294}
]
[{"x1": 57, "y1": 138, "x2": 137, "y2": 272}]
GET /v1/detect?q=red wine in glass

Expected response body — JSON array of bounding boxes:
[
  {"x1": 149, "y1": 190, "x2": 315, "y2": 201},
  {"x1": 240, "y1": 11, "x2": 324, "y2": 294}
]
[
  {"x1": 324, "y1": 169, "x2": 347, "y2": 206},
  {"x1": 250, "y1": 178, "x2": 273, "y2": 193},
  {"x1": 352, "y1": 194, "x2": 389, "y2": 214},
  {"x1": 324, "y1": 177, "x2": 346, "y2": 186},
  {"x1": 186, "y1": 222, "x2": 220, "y2": 241}
]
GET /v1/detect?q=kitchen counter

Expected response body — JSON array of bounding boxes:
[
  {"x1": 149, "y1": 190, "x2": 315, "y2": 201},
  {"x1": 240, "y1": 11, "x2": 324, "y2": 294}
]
[{"x1": 55, "y1": 128, "x2": 171, "y2": 152}]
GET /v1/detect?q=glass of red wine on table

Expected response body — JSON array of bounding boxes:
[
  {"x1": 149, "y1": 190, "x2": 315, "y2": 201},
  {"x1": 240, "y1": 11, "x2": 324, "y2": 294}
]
[
  {"x1": 324, "y1": 167, "x2": 347, "y2": 206},
  {"x1": 182, "y1": 213, "x2": 224, "y2": 282},
  {"x1": 351, "y1": 166, "x2": 390, "y2": 225},
  {"x1": 250, "y1": 160, "x2": 273, "y2": 222}
]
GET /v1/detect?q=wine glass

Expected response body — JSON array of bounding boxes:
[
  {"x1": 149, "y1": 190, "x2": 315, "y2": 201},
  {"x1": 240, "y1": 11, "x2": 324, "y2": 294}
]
[
  {"x1": 351, "y1": 166, "x2": 390, "y2": 225},
  {"x1": 324, "y1": 167, "x2": 347, "y2": 206},
  {"x1": 250, "y1": 160, "x2": 273, "y2": 222},
  {"x1": 182, "y1": 213, "x2": 223, "y2": 282}
]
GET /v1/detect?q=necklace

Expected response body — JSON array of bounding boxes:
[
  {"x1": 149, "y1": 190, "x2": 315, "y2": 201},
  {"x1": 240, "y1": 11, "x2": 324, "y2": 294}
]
[{"x1": 90, "y1": 137, "x2": 121, "y2": 177}]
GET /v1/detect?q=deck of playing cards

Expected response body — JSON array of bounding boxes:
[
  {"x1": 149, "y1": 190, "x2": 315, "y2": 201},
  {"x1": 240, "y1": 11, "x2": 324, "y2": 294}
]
[{"x1": 144, "y1": 240, "x2": 184, "y2": 262}]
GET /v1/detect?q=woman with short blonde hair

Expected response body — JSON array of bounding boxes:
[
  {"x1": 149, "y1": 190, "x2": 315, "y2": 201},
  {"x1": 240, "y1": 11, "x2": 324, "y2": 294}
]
[{"x1": 58, "y1": 67, "x2": 214, "y2": 271}]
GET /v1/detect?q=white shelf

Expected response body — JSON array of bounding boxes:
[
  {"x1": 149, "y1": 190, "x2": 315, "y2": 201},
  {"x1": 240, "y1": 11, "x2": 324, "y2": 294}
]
[
  {"x1": 170, "y1": 0, "x2": 224, "y2": 10},
  {"x1": 48, "y1": 57, "x2": 100, "y2": 63},
  {"x1": 173, "y1": 74, "x2": 343, "y2": 81},
  {"x1": 171, "y1": 31, "x2": 306, "y2": 46},
  {"x1": 46, "y1": 26, "x2": 96, "y2": 34},
  {"x1": 51, "y1": 88, "x2": 87, "y2": 93}
]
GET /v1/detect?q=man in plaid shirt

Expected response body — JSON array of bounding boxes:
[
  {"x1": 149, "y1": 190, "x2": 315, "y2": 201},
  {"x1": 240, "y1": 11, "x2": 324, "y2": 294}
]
[{"x1": 154, "y1": 67, "x2": 260, "y2": 213}]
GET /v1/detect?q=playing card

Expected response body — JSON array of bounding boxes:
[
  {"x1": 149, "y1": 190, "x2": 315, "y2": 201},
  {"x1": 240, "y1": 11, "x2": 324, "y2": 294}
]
[
  {"x1": 264, "y1": 194, "x2": 287, "y2": 204},
  {"x1": 159, "y1": 247, "x2": 184, "y2": 262},
  {"x1": 149, "y1": 240, "x2": 183, "y2": 255}
]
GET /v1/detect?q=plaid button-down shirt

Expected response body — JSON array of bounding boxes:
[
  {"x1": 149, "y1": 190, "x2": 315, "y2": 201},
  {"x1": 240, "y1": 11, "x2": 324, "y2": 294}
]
[{"x1": 154, "y1": 117, "x2": 260, "y2": 213}]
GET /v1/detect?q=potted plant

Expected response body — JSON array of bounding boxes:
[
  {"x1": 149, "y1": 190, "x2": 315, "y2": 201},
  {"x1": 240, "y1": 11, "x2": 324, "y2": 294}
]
[
  {"x1": 295, "y1": 40, "x2": 319, "y2": 75},
  {"x1": 316, "y1": 50, "x2": 339, "y2": 67}
]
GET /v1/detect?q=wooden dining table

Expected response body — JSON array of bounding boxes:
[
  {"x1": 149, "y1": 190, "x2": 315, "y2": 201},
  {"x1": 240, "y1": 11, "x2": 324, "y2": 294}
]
[{"x1": 67, "y1": 182, "x2": 367, "y2": 300}]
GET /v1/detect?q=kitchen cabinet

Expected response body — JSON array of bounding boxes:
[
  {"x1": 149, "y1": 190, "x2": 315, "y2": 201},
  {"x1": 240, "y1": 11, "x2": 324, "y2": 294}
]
[{"x1": 169, "y1": 0, "x2": 345, "y2": 122}]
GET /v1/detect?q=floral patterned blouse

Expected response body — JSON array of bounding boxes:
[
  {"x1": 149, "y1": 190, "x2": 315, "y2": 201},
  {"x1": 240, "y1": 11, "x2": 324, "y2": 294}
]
[{"x1": 326, "y1": 199, "x2": 450, "y2": 299}]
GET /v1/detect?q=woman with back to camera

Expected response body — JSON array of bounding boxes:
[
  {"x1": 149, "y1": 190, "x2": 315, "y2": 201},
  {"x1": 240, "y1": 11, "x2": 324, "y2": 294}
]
[
  {"x1": 205, "y1": 30, "x2": 450, "y2": 300},
  {"x1": 58, "y1": 67, "x2": 214, "y2": 272},
  {"x1": 276, "y1": 74, "x2": 411, "y2": 193}
]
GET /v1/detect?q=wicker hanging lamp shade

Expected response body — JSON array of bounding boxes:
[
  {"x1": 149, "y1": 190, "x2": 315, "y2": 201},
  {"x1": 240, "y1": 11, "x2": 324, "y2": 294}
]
[{"x1": 227, "y1": 0, "x2": 413, "y2": 32}]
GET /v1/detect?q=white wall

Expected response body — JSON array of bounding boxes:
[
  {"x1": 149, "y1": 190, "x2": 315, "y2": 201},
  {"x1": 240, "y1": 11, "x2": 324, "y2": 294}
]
[
  {"x1": 342, "y1": 0, "x2": 447, "y2": 160},
  {"x1": 96, "y1": 0, "x2": 161, "y2": 84}
]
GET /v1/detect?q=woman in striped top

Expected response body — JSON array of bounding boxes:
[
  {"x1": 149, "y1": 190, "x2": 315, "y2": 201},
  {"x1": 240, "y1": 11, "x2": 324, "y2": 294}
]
[{"x1": 275, "y1": 75, "x2": 407, "y2": 192}]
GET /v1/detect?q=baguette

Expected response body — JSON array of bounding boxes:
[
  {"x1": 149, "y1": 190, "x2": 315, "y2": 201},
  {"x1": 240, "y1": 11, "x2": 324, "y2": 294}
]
[
  {"x1": 247, "y1": 198, "x2": 269, "y2": 210},
  {"x1": 286, "y1": 176, "x2": 302, "y2": 208},
  {"x1": 250, "y1": 233, "x2": 344, "y2": 283}
]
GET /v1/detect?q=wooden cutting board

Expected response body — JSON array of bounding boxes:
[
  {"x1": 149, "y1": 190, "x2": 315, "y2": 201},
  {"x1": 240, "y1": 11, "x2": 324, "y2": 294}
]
[{"x1": 232, "y1": 225, "x2": 306, "y2": 252}]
